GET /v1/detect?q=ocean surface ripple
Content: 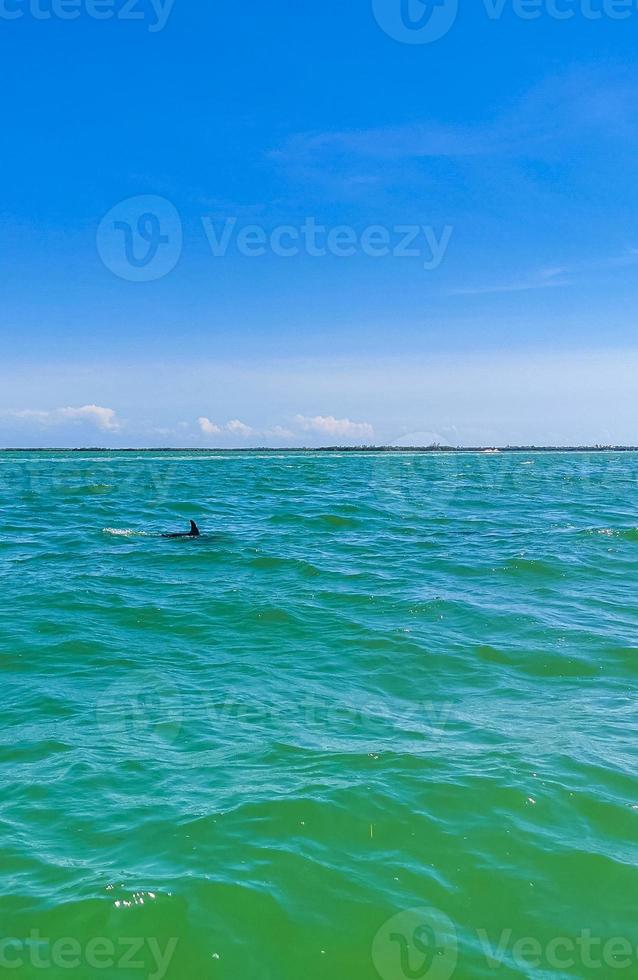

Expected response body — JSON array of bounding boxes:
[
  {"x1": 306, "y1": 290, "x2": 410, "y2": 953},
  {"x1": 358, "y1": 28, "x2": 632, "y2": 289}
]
[{"x1": 1, "y1": 451, "x2": 637, "y2": 979}]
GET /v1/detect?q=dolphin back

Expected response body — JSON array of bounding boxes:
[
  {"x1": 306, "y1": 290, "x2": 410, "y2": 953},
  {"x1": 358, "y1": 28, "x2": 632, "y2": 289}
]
[{"x1": 162, "y1": 519, "x2": 201, "y2": 538}]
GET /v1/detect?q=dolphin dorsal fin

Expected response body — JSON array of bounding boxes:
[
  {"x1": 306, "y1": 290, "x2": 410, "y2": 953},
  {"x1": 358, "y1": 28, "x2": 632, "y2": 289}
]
[{"x1": 190, "y1": 520, "x2": 200, "y2": 536}]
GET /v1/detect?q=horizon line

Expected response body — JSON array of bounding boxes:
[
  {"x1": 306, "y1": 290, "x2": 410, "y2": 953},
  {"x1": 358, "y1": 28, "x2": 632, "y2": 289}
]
[{"x1": 2, "y1": 445, "x2": 638, "y2": 453}]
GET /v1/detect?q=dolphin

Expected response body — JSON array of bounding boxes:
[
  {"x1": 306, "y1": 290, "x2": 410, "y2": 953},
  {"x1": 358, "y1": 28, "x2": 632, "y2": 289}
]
[{"x1": 162, "y1": 520, "x2": 200, "y2": 539}]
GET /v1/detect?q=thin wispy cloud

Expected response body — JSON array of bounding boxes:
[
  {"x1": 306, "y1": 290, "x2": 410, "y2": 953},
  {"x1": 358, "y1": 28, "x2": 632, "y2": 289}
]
[
  {"x1": 294, "y1": 414, "x2": 374, "y2": 440},
  {"x1": 272, "y1": 69, "x2": 638, "y2": 192},
  {"x1": 273, "y1": 123, "x2": 502, "y2": 164},
  {"x1": 450, "y1": 269, "x2": 572, "y2": 297},
  {"x1": 8, "y1": 405, "x2": 121, "y2": 432},
  {"x1": 451, "y1": 249, "x2": 638, "y2": 297}
]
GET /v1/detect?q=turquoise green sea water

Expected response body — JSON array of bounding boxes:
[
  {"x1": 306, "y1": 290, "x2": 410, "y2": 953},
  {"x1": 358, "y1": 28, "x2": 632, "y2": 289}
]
[{"x1": 2, "y1": 450, "x2": 638, "y2": 979}]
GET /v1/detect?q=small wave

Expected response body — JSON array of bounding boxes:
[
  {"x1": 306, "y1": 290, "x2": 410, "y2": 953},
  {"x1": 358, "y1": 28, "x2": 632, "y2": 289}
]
[
  {"x1": 585, "y1": 528, "x2": 638, "y2": 540},
  {"x1": 502, "y1": 557, "x2": 564, "y2": 577},
  {"x1": 61, "y1": 484, "x2": 113, "y2": 495},
  {"x1": 317, "y1": 513, "x2": 357, "y2": 528}
]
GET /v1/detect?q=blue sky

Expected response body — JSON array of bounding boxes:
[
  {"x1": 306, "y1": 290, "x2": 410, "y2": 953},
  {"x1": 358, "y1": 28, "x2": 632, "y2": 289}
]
[{"x1": 2, "y1": 0, "x2": 638, "y2": 446}]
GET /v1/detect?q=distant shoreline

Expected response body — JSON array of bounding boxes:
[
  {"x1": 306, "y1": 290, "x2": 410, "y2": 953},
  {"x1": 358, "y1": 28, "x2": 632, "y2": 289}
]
[{"x1": 2, "y1": 446, "x2": 638, "y2": 454}]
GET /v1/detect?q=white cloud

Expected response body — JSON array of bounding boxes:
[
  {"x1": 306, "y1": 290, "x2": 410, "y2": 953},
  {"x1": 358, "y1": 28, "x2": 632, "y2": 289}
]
[
  {"x1": 58, "y1": 405, "x2": 120, "y2": 431},
  {"x1": 226, "y1": 419, "x2": 253, "y2": 437},
  {"x1": 198, "y1": 417, "x2": 254, "y2": 438},
  {"x1": 196, "y1": 415, "x2": 372, "y2": 444},
  {"x1": 295, "y1": 414, "x2": 374, "y2": 441},
  {"x1": 10, "y1": 405, "x2": 121, "y2": 432},
  {"x1": 198, "y1": 416, "x2": 222, "y2": 435}
]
